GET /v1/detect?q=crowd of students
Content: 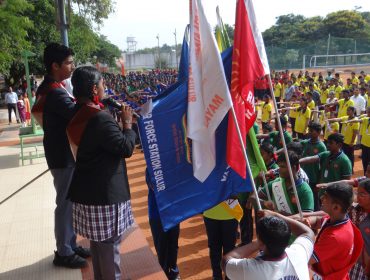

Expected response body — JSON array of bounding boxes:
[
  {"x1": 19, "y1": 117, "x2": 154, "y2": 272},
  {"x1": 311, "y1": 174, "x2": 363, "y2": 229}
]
[
  {"x1": 216, "y1": 70, "x2": 370, "y2": 280},
  {"x1": 126, "y1": 69, "x2": 370, "y2": 280}
]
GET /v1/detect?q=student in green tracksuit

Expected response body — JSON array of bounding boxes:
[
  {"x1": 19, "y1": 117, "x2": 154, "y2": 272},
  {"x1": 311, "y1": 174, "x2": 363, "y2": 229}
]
[{"x1": 300, "y1": 122, "x2": 327, "y2": 210}]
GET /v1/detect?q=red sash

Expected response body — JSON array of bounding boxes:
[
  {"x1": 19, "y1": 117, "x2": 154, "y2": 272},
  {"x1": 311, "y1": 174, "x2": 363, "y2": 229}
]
[
  {"x1": 31, "y1": 81, "x2": 64, "y2": 128},
  {"x1": 66, "y1": 104, "x2": 100, "y2": 160}
]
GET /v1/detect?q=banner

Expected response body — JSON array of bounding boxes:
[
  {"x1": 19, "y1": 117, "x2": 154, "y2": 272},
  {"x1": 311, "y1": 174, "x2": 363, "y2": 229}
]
[
  {"x1": 187, "y1": 0, "x2": 232, "y2": 182},
  {"x1": 226, "y1": 0, "x2": 270, "y2": 179},
  {"x1": 138, "y1": 47, "x2": 251, "y2": 231}
]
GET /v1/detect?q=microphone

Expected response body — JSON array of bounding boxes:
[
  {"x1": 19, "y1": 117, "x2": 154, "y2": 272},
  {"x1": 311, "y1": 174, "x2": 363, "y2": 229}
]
[{"x1": 101, "y1": 97, "x2": 140, "y2": 118}]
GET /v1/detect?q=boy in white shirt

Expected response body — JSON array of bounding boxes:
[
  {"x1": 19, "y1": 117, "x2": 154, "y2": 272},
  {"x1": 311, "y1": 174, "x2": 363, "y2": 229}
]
[{"x1": 223, "y1": 210, "x2": 314, "y2": 280}]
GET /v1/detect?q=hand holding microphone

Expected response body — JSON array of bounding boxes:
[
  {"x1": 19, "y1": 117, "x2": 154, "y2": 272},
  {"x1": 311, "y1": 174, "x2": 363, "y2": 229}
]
[
  {"x1": 101, "y1": 97, "x2": 136, "y2": 129},
  {"x1": 121, "y1": 104, "x2": 133, "y2": 129}
]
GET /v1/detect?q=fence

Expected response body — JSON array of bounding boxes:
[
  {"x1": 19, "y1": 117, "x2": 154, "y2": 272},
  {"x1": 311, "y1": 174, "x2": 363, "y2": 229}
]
[{"x1": 265, "y1": 36, "x2": 370, "y2": 70}]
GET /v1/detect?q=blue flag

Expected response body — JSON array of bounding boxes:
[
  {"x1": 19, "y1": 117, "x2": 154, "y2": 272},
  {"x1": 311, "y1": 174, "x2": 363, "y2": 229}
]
[{"x1": 138, "y1": 41, "x2": 251, "y2": 231}]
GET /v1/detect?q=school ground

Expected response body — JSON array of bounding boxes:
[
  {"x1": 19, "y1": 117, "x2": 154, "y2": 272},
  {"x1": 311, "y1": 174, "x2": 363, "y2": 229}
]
[{"x1": 0, "y1": 102, "x2": 364, "y2": 280}]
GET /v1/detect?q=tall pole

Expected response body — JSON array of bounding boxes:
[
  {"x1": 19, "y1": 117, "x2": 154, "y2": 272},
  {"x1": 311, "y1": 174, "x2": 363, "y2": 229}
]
[
  {"x1": 230, "y1": 107, "x2": 262, "y2": 211},
  {"x1": 57, "y1": 0, "x2": 69, "y2": 47},
  {"x1": 325, "y1": 33, "x2": 330, "y2": 66},
  {"x1": 267, "y1": 76, "x2": 303, "y2": 219},
  {"x1": 174, "y1": 29, "x2": 179, "y2": 70},
  {"x1": 21, "y1": 50, "x2": 36, "y2": 133},
  {"x1": 156, "y1": 34, "x2": 161, "y2": 70}
]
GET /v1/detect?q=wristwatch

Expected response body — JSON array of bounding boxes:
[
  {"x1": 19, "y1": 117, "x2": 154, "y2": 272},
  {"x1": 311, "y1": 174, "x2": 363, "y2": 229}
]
[{"x1": 124, "y1": 119, "x2": 131, "y2": 124}]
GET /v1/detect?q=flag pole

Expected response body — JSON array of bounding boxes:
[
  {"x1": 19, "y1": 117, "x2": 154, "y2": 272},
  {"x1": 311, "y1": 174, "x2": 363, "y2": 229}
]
[
  {"x1": 261, "y1": 171, "x2": 272, "y2": 201},
  {"x1": 267, "y1": 76, "x2": 303, "y2": 219},
  {"x1": 230, "y1": 106, "x2": 262, "y2": 211}
]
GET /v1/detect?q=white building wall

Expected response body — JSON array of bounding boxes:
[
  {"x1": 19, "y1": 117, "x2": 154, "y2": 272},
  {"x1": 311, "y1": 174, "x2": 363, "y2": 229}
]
[{"x1": 122, "y1": 51, "x2": 178, "y2": 70}]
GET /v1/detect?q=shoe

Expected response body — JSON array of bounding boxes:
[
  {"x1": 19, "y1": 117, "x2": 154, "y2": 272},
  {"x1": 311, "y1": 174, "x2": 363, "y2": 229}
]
[
  {"x1": 53, "y1": 251, "x2": 87, "y2": 268},
  {"x1": 167, "y1": 268, "x2": 181, "y2": 280},
  {"x1": 73, "y1": 246, "x2": 91, "y2": 258}
]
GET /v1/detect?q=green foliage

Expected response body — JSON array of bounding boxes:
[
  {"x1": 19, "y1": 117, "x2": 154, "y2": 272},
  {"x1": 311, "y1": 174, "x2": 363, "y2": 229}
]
[
  {"x1": 155, "y1": 57, "x2": 168, "y2": 69},
  {"x1": 92, "y1": 35, "x2": 121, "y2": 66},
  {"x1": 69, "y1": 14, "x2": 99, "y2": 63},
  {"x1": 0, "y1": 0, "x2": 33, "y2": 75},
  {"x1": 262, "y1": 10, "x2": 370, "y2": 69},
  {"x1": 322, "y1": 10, "x2": 368, "y2": 39},
  {"x1": 0, "y1": 0, "x2": 119, "y2": 85},
  {"x1": 73, "y1": 0, "x2": 115, "y2": 25}
]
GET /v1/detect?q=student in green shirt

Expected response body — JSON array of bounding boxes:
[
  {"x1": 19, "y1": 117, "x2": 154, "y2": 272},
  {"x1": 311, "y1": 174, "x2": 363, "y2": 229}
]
[
  {"x1": 299, "y1": 133, "x2": 352, "y2": 199},
  {"x1": 300, "y1": 122, "x2": 327, "y2": 210},
  {"x1": 260, "y1": 142, "x2": 279, "y2": 171},
  {"x1": 258, "y1": 151, "x2": 314, "y2": 215},
  {"x1": 257, "y1": 116, "x2": 293, "y2": 150}
]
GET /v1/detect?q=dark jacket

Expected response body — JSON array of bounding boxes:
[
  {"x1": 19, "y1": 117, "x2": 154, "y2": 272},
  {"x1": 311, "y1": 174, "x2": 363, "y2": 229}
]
[
  {"x1": 68, "y1": 110, "x2": 136, "y2": 205},
  {"x1": 37, "y1": 76, "x2": 77, "y2": 169}
]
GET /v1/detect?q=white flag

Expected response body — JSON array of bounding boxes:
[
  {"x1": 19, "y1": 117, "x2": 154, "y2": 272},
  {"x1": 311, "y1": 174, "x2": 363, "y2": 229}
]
[{"x1": 187, "y1": 0, "x2": 232, "y2": 182}]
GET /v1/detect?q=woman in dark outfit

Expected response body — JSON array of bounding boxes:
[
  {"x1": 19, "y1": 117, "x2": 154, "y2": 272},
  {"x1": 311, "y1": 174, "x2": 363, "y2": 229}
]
[{"x1": 67, "y1": 66, "x2": 136, "y2": 280}]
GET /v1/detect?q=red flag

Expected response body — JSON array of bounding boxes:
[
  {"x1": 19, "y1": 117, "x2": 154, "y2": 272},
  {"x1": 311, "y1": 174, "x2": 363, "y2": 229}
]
[
  {"x1": 226, "y1": 0, "x2": 270, "y2": 178},
  {"x1": 118, "y1": 58, "x2": 125, "y2": 76}
]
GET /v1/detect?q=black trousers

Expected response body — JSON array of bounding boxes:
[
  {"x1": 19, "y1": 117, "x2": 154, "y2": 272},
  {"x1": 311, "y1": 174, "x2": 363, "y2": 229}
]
[
  {"x1": 149, "y1": 218, "x2": 180, "y2": 278},
  {"x1": 289, "y1": 117, "x2": 297, "y2": 138},
  {"x1": 7, "y1": 103, "x2": 18, "y2": 123},
  {"x1": 343, "y1": 143, "x2": 354, "y2": 173},
  {"x1": 362, "y1": 145, "x2": 370, "y2": 175},
  {"x1": 238, "y1": 194, "x2": 253, "y2": 245},
  {"x1": 297, "y1": 132, "x2": 307, "y2": 140},
  {"x1": 204, "y1": 217, "x2": 238, "y2": 279}
]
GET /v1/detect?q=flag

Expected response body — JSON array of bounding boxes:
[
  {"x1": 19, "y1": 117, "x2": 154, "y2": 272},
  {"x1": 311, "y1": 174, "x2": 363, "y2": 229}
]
[
  {"x1": 138, "y1": 46, "x2": 252, "y2": 231},
  {"x1": 215, "y1": 6, "x2": 230, "y2": 53},
  {"x1": 177, "y1": 25, "x2": 189, "y2": 82},
  {"x1": 187, "y1": 0, "x2": 233, "y2": 182},
  {"x1": 118, "y1": 58, "x2": 125, "y2": 75},
  {"x1": 226, "y1": 0, "x2": 270, "y2": 178},
  {"x1": 247, "y1": 127, "x2": 266, "y2": 178}
]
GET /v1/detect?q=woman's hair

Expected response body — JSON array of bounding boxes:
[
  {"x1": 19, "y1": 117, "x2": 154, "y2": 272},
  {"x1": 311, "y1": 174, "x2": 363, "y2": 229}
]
[{"x1": 71, "y1": 66, "x2": 102, "y2": 99}]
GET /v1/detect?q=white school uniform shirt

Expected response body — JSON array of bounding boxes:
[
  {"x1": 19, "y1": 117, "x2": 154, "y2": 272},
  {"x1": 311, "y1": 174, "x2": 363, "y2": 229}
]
[
  {"x1": 350, "y1": 95, "x2": 366, "y2": 116},
  {"x1": 225, "y1": 236, "x2": 313, "y2": 280}
]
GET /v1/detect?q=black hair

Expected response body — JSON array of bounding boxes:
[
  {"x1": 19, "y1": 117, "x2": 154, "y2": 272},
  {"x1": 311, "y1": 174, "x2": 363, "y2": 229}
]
[
  {"x1": 277, "y1": 150, "x2": 299, "y2": 168},
  {"x1": 263, "y1": 94, "x2": 270, "y2": 99},
  {"x1": 327, "y1": 133, "x2": 344, "y2": 144},
  {"x1": 262, "y1": 123, "x2": 273, "y2": 132},
  {"x1": 260, "y1": 142, "x2": 274, "y2": 155},
  {"x1": 347, "y1": 106, "x2": 355, "y2": 113},
  {"x1": 342, "y1": 89, "x2": 350, "y2": 96},
  {"x1": 308, "y1": 122, "x2": 322, "y2": 133},
  {"x1": 359, "y1": 179, "x2": 370, "y2": 194},
  {"x1": 256, "y1": 216, "x2": 291, "y2": 257},
  {"x1": 71, "y1": 66, "x2": 102, "y2": 99},
  {"x1": 279, "y1": 116, "x2": 288, "y2": 126},
  {"x1": 324, "y1": 183, "x2": 353, "y2": 213},
  {"x1": 43, "y1": 43, "x2": 74, "y2": 74},
  {"x1": 286, "y1": 141, "x2": 304, "y2": 156}
]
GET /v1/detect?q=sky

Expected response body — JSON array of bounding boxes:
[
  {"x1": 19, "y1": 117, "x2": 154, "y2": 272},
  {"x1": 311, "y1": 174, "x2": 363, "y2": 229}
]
[{"x1": 99, "y1": 0, "x2": 370, "y2": 52}]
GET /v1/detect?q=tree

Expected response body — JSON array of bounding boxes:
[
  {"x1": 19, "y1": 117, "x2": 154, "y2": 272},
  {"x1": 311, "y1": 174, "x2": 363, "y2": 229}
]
[
  {"x1": 322, "y1": 10, "x2": 369, "y2": 39},
  {"x1": 73, "y1": 0, "x2": 115, "y2": 25},
  {"x1": 92, "y1": 35, "x2": 121, "y2": 66},
  {"x1": 0, "y1": 0, "x2": 33, "y2": 76}
]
